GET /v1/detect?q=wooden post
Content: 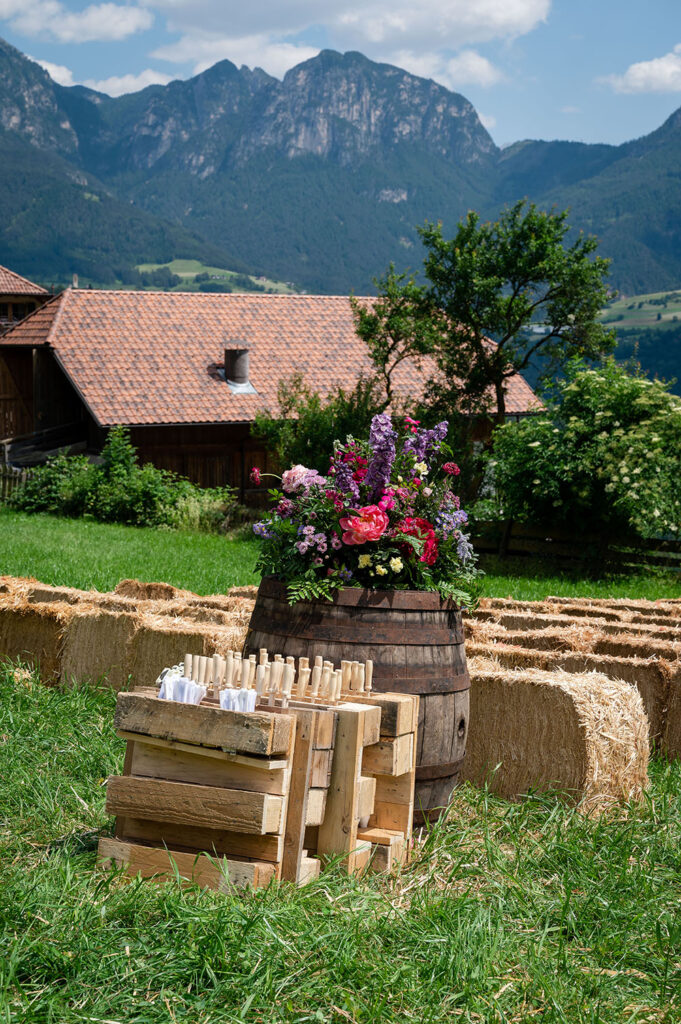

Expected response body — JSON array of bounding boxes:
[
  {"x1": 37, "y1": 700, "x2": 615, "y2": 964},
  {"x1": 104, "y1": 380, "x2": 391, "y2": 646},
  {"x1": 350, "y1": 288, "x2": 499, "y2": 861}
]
[{"x1": 317, "y1": 704, "x2": 366, "y2": 874}]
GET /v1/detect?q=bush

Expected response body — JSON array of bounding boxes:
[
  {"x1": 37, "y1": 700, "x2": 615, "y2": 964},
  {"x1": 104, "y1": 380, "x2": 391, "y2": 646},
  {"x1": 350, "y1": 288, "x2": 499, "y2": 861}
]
[
  {"x1": 487, "y1": 359, "x2": 681, "y2": 540},
  {"x1": 253, "y1": 373, "x2": 384, "y2": 474},
  {"x1": 10, "y1": 427, "x2": 240, "y2": 532}
]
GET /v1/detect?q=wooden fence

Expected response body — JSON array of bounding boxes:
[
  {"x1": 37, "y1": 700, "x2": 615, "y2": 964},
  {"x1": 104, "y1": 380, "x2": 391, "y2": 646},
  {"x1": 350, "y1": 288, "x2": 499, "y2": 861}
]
[
  {"x1": 0, "y1": 464, "x2": 28, "y2": 502},
  {"x1": 472, "y1": 520, "x2": 681, "y2": 572}
]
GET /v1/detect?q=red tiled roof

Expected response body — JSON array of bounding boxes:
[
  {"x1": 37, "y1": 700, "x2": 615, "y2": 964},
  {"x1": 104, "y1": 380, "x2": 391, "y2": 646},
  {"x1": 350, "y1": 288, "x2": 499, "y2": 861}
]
[
  {"x1": 0, "y1": 265, "x2": 49, "y2": 296},
  {"x1": 0, "y1": 289, "x2": 540, "y2": 426}
]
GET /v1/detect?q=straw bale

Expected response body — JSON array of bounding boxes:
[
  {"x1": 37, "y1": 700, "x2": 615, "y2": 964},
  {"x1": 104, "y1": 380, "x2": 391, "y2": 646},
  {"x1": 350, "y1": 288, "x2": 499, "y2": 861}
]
[
  {"x1": 60, "y1": 606, "x2": 139, "y2": 690},
  {"x1": 470, "y1": 608, "x2": 680, "y2": 642},
  {"x1": 466, "y1": 618, "x2": 606, "y2": 653},
  {"x1": 0, "y1": 598, "x2": 74, "y2": 682},
  {"x1": 114, "y1": 579, "x2": 193, "y2": 602},
  {"x1": 479, "y1": 598, "x2": 629, "y2": 623},
  {"x1": 466, "y1": 641, "x2": 673, "y2": 743},
  {"x1": 128, "y1": 614, "x2": 248, "y2": 689},
  {"x1": 546, "y1": 596, "x2": 681, "y2": 616},
  {"x1": 462, "y1": 662, "x2": 649, "y2": 813},
  {"x1": 662, "y1": 680, "x2": 681, "y2": 759},
  {"x1": 593, "y1": 634, "x2": 681, "y2": 662}
]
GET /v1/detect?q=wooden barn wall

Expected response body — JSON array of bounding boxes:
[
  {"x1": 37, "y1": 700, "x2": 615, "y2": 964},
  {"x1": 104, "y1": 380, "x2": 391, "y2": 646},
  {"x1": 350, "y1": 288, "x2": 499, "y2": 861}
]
[
  {"x1": 128, "y1": 423, "x2": 277, "y2": 502},
  {"x1": 32, "y1": 349, "x2": 89, "y2": 434},
  {"x1": 0, "y1": 350, "x2": 33, "y2": 439}
]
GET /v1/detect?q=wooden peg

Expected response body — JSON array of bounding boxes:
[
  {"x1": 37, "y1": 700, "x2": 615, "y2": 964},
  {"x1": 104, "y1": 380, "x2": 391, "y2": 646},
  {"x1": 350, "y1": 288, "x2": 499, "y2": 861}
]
[
  {"x1": 248, "y1": 654, "x2": 257, "y2": 687},
  {"x1": 310, "y1": 662, "x2": 322, "y2": 697},
  {"x1": 341, "y1": 660, "x2": 352, "y2": 694},
  {"x1": 298, "y1": 656, "x2": 309, "y2": 674},
  {"x1": 224, "y1": 649, "x2": 234, "y2": 686},
  {"x1": 259, "y1": 648, "x2": 268, "y2": 666},
  {"x1": 183, "y1": 653, "x2": 193, "y2": 679},
  {"x1": 255, "y1": 663, "x2": 266, "y2": 699},
  {"x1": 298, "y1": 666, "x2": 311, "y2": 700},
  {"x1": 320, "y1": 662, "x2": 332, "y2": 699},
  {"x1": 365, "y1": 660, "x2": 373, "y2": 694},
  {"x1": 357, "y1": 663, "x2": 365, "y2": 694},
  {"x1": 240, "y1": 657, "x2": 250, "y2": 688}
]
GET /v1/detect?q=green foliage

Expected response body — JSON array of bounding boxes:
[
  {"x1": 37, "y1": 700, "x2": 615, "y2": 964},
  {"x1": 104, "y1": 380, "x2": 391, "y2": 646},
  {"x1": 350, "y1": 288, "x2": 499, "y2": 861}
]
[
  {"x1": 10, "y1": 426, "x2": 239, "y2": 532},
  {"x1": 2, "y1": 660, "x2": 681, "y2": 1023},
  {"x1": 252, "y1": 373, "x2": 383, "y2": 474},
  {"x1": 489, "y1": 360, "x2": 681, "y2": 539}
]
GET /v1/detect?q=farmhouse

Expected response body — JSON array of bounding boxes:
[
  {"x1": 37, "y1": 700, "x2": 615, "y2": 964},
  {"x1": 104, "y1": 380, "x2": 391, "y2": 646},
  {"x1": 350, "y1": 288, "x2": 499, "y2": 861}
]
[{"x1": 0, "y1": 287, "x2": 538, "y2": 497}]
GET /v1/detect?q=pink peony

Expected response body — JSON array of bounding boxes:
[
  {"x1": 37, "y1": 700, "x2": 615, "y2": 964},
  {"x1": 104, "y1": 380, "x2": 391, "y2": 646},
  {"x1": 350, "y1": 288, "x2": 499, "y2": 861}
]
[
  {"x1": 339, "y1": 505, "x2": 389, "y2": 545},
  {"x1": 282, "y1": 464, "x2": 326, "y2": 493},
  {"x1": 443, "y1": 462, "x2": 461, "y2": 476}
]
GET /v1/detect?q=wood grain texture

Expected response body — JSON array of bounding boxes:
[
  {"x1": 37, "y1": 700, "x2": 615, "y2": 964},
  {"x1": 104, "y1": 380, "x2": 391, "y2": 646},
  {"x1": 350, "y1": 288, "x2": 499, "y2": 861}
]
[
  {"x1": 114, "y1": 692, "x2": 293, "y2": 756},
  {"x1": 129, "y1": 741, "x2": 289, "y2": 796},
  {"x1": 305, "y1": 788, "x2": 327, "y2": 827},
  {"x1": 362, "y1": 734, "x2": 414, "y2": 777},
  {"x1": 106, "y1": 775, "x2": 284, "y2": 835},
  {"x1": 316, "y1": 705, "x2": 365, "y2": 873},
  {"x1": 117, "y1": 731, "x2": 288, "y2": 770},
  {"x1": 281, "y1": 708, "x2": 315, "y2": 883},
  {"x1": 358, "y1": 775, "x2": 376, "y2": 821},
  {"x1": 119, "y1": 817, "x2": 284, "y2": 863},
  {"x1": 244, "y1": 579, "x2": 469, "y2": 822},
  {"x1": 98, "y1": 837, "x2": 275, "y2": 890}
]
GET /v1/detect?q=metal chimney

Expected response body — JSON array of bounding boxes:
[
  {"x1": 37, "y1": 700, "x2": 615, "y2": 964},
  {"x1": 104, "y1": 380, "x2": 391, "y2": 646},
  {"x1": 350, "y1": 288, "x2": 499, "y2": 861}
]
[
  {"x1": 224, "y1": 346, "x2": 249, "y2": 385},
  {"x1": 224, "y1": 345, "x2": 256, "y2": 394}
]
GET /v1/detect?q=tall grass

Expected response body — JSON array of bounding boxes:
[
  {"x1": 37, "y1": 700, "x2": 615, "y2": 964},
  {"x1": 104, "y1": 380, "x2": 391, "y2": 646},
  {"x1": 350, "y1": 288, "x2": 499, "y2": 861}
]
[
  {"x1": 1, "y1": 508, "x2": 679, "y2": 600},
  {"x1": 1, "y1": 662, "x2": 680, "y2": 1022}
]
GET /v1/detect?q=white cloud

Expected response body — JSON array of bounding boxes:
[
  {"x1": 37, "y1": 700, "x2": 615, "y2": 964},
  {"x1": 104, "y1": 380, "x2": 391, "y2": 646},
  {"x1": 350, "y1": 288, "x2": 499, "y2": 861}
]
[
  {"x1": 152, "y1": 32, "x2": 318, "y2": 77},
  {"x1": 147, "y1": 0, "x2": 548, "y2": 85},
  {"x1": 478, "y1": 111, "x2": 497, "y2": 130},
  {"x1": 30, "y1": 55, "x2": 75, "y2": 85},
  {"x1": 560, "y1": 104, "x2": 580, "y2": 114},
  {"x1": 604, "y1": 44, "x2": 681, "y2": 94},
  {"x1": 0, "y1": 0, "x2": 152, "y2": 43},
  {"x1": 83, "y1": 68, "x2": 172, "y2": 95}
]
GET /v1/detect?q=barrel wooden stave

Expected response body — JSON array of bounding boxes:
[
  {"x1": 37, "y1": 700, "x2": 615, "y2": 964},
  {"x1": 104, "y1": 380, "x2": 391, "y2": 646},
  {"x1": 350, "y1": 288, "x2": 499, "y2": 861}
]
[{"x1": 245, "y1": 578, "x2": 470, "y2": 823}]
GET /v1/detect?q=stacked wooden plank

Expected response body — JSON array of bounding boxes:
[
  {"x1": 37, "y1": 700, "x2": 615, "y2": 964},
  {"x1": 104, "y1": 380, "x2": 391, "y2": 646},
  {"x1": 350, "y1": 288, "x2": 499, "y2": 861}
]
[{"x1": 98, "y1": 688, "x2": 419, "y2": 890}]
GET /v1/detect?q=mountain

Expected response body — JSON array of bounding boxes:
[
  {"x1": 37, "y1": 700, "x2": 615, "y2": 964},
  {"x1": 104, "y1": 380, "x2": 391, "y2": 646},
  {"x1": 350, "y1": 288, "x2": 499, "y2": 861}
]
[{"x1": 1, "y1": 36, "x2": 681, "y2": 297}]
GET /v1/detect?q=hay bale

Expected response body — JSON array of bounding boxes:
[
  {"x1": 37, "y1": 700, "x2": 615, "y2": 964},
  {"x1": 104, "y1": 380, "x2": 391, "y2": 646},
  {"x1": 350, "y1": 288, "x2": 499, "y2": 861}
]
[
  {"x1": 0, "y1": 599, "x2": 73, "y2": 682},
  {"x1": 128, "y1": 614, "x2": 248, "y2": 689},
  {"x1": 466, "y1": 640, "x2": 673, "y2": 743},
  {"x1": 478, "y1": 597, "x2": 628, "y2": 623},
  {"x1": 114, "y1": 579, "x2": 191, "y2": 602},
  {"x1": 662, "y1": 680, "x2": 681, "y2": 759},
  {"x1": 469, "y1": 608, "x2": 681, "y2": 642},
  {"x1": 593, "y1": 634, "x2": 681, "y2": 662},
  {"x1": 60, "y1": 606, "x2": 139, "y2": 690},
  {"x1": 462, "y1": 662, "x2": 649, "y2": 813}
]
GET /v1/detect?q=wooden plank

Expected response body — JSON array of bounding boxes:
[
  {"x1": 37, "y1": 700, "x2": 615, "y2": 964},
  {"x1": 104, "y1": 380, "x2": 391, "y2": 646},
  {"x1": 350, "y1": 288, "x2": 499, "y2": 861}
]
[
  {"x1": 114, "y1": 737, "x2": 136, "y2": 840},
  {"x1": 350, "y1": 694, "x2": 418, "y2": 736},
  {"x1": 116, "y1": 731, "x2": 288, "y2": 770},
  {"x1": 106, "y1": 776, "x2": 284, "y2": 835},
  {"x1": 297, "y1": 855, "x2": 321, "y2": 886},
  {"x1": 358, "y1": 776, "x2": 376, "y2": 821},
  {"x1": 357, "y1": 826, "x2": 404, "y2": 846},
  {"x1": 352, "y1": 841, "x2": 372, "y2": 875},
  {"x1": 365, "y1": 836, "x2": 405, "y2": 874},
  {"x1": 281, "y1": 708, "x2": 315, "y2": 883},
  {"x1": 368, "y1": 699, "x2": 417, "y2": 840},
  {"x1": 313, "y1": 709, "x2": 337, "y2": 750},
  {"x1": 310, "y1": 747, "x2": 333, "y2": 788},
  {"x1": 317, "y1": 705, "x2": 365, "y2": 873},
  {"x1": 130, "y1": 741, "x2": 289, "y2": 796},
  {"x1": 362, "y1": 733, "x2": 413, "y2": 776},
  {"x1": 114, "y1": 692, "x2": 293, "y2": 756},
  {"x1": 305, "y1": 788, "x2": 327, "y2": 826},
  {"x1": 97, "y1": 837, "x2": 275, "y2": 890},
  {"x1": 120, "y1": 817, "x2": 284, "y2": 864}
]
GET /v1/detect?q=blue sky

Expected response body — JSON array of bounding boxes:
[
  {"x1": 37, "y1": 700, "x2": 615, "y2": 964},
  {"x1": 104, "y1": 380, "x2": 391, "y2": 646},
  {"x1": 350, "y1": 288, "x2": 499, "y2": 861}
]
[{"x1": 2, "y1": 0, "x2": 681, "y2": 146}]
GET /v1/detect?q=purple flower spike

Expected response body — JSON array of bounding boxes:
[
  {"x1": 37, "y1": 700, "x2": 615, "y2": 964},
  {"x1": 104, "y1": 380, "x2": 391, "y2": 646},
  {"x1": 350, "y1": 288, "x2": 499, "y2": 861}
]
[
  {"x1": 365, "y1": 413, "x2": 397, "y2": 502},
  {"x1": 332, "y1": 454, "x2": 360, "y2": 500}
]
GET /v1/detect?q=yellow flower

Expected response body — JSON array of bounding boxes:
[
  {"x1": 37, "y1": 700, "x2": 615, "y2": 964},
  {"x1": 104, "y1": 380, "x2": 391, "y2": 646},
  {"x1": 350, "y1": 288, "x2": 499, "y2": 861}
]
[
  {"x1": 376, "y1": 565, "x2": 388, "y2": 575},
  {"x1": 358, "y1": 554, "x2": 372, "y2": 568},
  {"x1": 414, "y1": 461, "x2": 428, "y2": 475},
  {"x1": 389, "y1": 557, "x2": 403, "y2": 572}
]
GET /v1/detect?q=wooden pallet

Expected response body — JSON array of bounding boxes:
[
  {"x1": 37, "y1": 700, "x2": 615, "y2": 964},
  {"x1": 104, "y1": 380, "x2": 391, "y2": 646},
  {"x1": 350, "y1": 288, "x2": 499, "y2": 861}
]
[{"x1": 98, "y1": 689, "x2": 418, "y2": 891}]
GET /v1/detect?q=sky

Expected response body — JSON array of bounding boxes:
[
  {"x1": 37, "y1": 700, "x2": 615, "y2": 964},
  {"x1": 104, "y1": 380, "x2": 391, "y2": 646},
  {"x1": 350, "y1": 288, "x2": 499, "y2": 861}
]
[{"x1": 2, "y1": 0, "x2": 681, "y2": 146}]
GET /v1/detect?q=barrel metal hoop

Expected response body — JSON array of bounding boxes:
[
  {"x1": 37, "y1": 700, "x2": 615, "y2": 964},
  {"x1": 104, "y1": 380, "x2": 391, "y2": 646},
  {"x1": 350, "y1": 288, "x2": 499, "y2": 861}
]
[
  {"x1": 374, "y1": 672, "x2": 470, "y2": 695},
  {"x1": 415, "y1": 756, "x2": 465, "y2": 782}
]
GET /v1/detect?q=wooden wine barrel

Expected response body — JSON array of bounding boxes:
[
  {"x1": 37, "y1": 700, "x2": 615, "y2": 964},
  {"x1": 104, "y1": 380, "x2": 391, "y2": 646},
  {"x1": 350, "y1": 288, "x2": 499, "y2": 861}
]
[{"x1": 244, "y1": 577, "x2": 469, "y2": 824}]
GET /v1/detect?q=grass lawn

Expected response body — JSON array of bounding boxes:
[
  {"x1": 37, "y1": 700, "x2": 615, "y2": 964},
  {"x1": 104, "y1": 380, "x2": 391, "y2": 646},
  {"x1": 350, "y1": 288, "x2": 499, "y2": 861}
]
[
  {"x1": 1, "y1": 508, "x2": 679, "y2": 601},
  {"x1": 1, "y1": 662, "x2": 680, "y2": 1023}
]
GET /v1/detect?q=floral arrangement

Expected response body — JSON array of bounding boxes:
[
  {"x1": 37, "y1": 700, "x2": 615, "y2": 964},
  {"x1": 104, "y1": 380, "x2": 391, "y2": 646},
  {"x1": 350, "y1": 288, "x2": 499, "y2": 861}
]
[{"x1": 251, "y1": 413, "x2": 481, "y2": 605}]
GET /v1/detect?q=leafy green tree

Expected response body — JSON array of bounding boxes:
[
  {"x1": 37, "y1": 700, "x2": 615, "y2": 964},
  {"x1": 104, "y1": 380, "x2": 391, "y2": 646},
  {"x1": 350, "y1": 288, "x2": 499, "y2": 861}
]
[
  {"x1": 355, "y1": 201, "x2": 616, "y2": 425},
  {"x1": 488, "y1": 359, "x2": 681, "y2": 540},
  {"x1": 252, "y1": 373, "x2": 383, "y2": 474}
]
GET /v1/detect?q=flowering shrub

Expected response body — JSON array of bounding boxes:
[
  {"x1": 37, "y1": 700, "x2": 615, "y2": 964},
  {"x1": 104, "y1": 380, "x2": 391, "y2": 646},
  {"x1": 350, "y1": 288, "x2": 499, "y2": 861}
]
[
  {"x1": 252, "y1": 413, "x2": 481, "y2": 605},
  {"x1": 488, "y1": 359, "x2": 681, "y2": 540}
]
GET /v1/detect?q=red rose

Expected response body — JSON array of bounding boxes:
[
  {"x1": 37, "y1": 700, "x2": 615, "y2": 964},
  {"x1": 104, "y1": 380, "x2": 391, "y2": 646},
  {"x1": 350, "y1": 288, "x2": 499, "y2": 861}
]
[{"x1": 443, "y1": 462, "x2": 460, "y2": 476}]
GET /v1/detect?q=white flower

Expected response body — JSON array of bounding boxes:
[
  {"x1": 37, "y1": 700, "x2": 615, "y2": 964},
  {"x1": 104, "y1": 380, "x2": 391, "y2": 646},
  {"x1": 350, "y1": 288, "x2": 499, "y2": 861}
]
[
  {"x1": 533, "y1": 479, "x2": 541, "y2": 485},
  {"x1": 528, "y1": 441, "x2": 541, "y2": 448},
  {"x1": 375, "y1": 565, "x2": 388, "y2": 576},
  {"x1": 653, "y1": 509, "x2": 661, "y2": 517},
  {"x1": 413, "y1": 462, "x2": 428, "y2": 475},
  {"x1": 389, "y1": 557, "x2": 403, "y2": 572},
  {"x1": 423, "y1": 486, "x2": 433, "y2": 496},
  {"x1": 622, "y1": 476, "x2": 630, "y2": 483}
]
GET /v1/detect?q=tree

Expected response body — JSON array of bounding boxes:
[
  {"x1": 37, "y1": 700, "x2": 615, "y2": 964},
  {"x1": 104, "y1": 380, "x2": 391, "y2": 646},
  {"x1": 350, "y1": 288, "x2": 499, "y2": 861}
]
[{"x1": 354, "y1": 200, "x2": 616, "y2": 425}]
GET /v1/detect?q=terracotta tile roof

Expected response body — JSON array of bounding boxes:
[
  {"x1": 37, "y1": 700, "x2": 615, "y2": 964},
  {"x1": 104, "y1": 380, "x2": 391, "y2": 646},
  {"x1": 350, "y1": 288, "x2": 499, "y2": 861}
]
[
  {"x1": 0, "y1": 289, "x2": 540, "y2": 426},
  {"x1": 0, "y1": 265, "x2": 49, "y2": 296}
]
